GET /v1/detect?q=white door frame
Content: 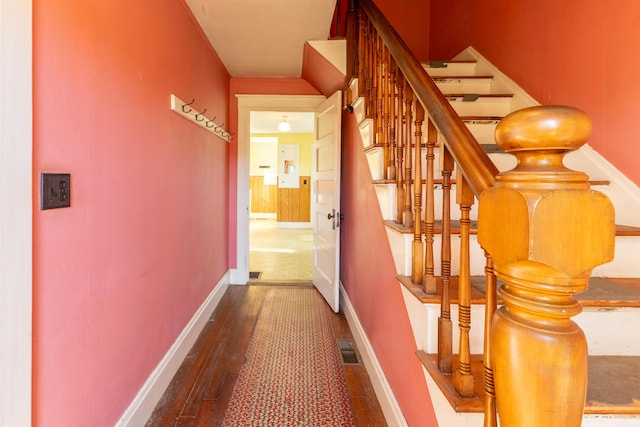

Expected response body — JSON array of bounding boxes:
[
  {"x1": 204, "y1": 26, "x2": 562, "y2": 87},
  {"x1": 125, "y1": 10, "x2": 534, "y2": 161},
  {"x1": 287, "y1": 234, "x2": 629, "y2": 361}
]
[
  {"x1": 233, "y1": 95, "x2": 325, "y2": 284},
  {"x1": 1, "y1": 0, "x2": 33, "y2": 424}
]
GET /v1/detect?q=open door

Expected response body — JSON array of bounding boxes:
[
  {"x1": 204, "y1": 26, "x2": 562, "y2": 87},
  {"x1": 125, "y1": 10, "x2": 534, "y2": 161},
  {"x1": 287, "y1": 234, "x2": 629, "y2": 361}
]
[{"x1": 312, "y1": 91, "x2": 342, "y2": 312}]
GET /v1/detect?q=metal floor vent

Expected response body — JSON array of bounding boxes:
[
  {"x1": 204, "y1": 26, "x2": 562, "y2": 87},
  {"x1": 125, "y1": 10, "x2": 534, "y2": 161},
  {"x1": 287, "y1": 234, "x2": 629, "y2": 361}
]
[
  {"x1": 338, "y1": 339, "x2": 359, "y2": 365},
  {"x1": 249, "y1": 271, "x2": 262, "y2": 279}
]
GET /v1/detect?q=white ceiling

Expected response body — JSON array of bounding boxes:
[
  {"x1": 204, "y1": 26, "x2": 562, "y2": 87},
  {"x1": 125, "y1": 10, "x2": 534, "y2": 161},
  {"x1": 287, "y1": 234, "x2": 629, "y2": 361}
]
[
  {"x1": 184, "y1": 0, "x2": 337, "y2": 78},
  {"x1": 184, "y1": 1, "x2": 336, "y2": 133}
]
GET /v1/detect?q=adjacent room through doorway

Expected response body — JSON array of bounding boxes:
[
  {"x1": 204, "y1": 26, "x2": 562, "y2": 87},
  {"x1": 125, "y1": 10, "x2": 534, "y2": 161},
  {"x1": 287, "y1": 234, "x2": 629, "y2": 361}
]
[{"x1": 248, "y1": 111, "x2": 314, "y2": 282}]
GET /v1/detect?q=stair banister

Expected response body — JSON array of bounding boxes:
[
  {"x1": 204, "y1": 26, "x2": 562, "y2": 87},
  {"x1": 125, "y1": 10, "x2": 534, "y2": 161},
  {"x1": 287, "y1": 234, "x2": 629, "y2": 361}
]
[
  {"x1": 356, "y1": 0, "x2": 498, "y2": 197},
  {"x1": 345, "y1": 1, "x2": 617, "y2": 426}
]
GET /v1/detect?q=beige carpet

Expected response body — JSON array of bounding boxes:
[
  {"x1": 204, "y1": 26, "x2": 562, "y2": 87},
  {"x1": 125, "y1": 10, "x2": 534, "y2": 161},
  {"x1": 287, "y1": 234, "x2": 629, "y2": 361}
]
[{"x1": 249, "y1": 219, "x2": 312, "y2": 281}]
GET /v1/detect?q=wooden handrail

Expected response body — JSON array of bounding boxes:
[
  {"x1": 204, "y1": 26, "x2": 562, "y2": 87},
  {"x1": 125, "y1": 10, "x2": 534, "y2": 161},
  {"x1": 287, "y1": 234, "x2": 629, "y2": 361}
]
[{"x1": 357, "y1": 0, "x2": 498, "y2": 197}]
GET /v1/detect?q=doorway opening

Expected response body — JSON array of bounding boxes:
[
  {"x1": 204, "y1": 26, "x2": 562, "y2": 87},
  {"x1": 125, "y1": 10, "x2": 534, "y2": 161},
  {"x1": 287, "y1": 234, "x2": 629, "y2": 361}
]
[{"x1": 248, "y1": 111, "x2": 314, "y2": 283}]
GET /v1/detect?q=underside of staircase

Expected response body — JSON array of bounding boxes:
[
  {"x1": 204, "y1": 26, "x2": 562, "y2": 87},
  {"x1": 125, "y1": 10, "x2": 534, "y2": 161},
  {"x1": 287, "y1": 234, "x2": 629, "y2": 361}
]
[{"x1": 349, "y1": 46, "x2": 640, "y2": 426}]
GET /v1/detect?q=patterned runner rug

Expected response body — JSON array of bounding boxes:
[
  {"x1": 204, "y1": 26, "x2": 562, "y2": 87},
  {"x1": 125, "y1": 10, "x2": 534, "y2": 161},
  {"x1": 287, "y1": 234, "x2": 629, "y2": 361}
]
[{"x1": 222, "y1": 287, "x2": 355, "y2": 426}]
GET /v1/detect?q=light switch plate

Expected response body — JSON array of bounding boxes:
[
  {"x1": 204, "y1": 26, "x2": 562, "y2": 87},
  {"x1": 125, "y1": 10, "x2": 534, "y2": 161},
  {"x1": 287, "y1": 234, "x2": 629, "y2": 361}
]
[{"x1": 41, "y1": 173, "x2": 71, "y2": 210}]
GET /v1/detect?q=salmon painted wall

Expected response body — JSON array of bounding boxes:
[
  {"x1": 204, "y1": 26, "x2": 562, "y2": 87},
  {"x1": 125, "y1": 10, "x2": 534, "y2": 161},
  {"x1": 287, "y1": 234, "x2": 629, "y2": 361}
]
[
  {"x1": 341, "y1": 114, "x2": 438, "y2": 426},
  {"x1": 374, "y1": 0, "x2": 431, "y2": 60},
  {"x1": 430, "y1": 0, "x2": 640, "y2": 186},
  {"x1": 33, "y1": 0, "x2": 230, "y2": 425},
  {"x1": 228, "y1": 78, "x2": 321, "y2": 267}
]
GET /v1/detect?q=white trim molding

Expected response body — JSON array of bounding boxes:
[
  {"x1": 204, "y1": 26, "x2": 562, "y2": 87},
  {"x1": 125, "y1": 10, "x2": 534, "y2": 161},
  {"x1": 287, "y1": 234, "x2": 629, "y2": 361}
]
[
  {"x1": 0, "y1": 0, "x2": 33, "y2": 425},
  {"x1": 236, "y1": 95, "x2": 325, "y2": 285},
  {"x1": 339, "y1": 282, "x2": 408, "y2": 427},
  {"x1": 116, "y1": 272, "x2": 231, "y2": 426}
]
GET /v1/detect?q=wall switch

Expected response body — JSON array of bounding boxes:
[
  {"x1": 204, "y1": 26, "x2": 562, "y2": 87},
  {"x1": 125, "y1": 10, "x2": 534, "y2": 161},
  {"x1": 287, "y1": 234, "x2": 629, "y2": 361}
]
[{"x1": 41, "y1": 173, "x2": 71, "y2": 210}]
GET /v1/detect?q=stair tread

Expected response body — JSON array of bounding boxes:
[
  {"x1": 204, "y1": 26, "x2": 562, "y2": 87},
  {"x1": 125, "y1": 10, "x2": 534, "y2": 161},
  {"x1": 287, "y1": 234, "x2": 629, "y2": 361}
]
[
  {"x1": 586, "y1": 355, "x2": 640, "y2": 414},
  {"x1": 616, "y1": 224, "x2": 640, "y2": 236},
  {"x1": 402, "y1": 274, "x2": 640, "y2": 308},
  {"x1": 418, "y1": 351, "x2": 640, "y2": 414},
  {"x1": 432, "y1": 75, "x2": 493, "y2": 80},
  {"x1": 444, "y1": 93, "x2": 513, "y2": 99},
  {"x1": 384, "y1": 219, "x2": 635, "y2": 238},
  {"x1": 398, "y1": 274, "x2": 487, "y2": 304},
  {"x1": 384, "y1": 219, "x2": 479, "y2": 235},
  {"x1": 468, "y1": 276, "x2": 640, "y2": 308}
]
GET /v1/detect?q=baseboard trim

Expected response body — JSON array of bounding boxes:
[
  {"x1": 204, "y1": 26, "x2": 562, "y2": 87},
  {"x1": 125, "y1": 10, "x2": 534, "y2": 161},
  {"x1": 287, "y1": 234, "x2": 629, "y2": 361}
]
[
  {"x1": 115, "y1": 271, "x2": 231, "y2": 426},
  {"x1": 339, "y1": 282, "x2": 408, "y2": 427}
]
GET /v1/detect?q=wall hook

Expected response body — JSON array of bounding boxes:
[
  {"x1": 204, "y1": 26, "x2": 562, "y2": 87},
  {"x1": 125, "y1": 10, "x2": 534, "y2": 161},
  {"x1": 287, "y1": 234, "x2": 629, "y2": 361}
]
[
  {"x1": 194, "y1": 109, "x2": 207, "y2": 122},
  {"x1": 182, "y1": 99, "x2": 195, "y2": 113},
  {"x1": 205, "y1": 117, "x2": 217, "y2": 128},
  {"x1": 170, "y1": 94, "x2": 231, "y2": 142}
]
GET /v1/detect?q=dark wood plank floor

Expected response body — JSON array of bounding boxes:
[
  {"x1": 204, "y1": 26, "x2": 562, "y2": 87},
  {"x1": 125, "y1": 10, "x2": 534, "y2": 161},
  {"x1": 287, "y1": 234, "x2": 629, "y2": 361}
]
[{"x1": 146, "y1": 284, "x2": 387, "y2": 426}]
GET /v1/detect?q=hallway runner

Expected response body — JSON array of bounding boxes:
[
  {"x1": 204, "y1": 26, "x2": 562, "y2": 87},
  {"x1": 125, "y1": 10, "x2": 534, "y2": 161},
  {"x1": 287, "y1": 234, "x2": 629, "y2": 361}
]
[{"x1": 222, "y1": 287, "x2": 355, "y2": 426}]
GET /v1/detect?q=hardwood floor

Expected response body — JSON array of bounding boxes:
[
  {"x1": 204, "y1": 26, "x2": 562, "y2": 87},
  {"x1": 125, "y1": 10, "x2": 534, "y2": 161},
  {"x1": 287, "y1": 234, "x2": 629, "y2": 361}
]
[{"x1": 146, "y1": 284, "x2": 387, "y2": 426}]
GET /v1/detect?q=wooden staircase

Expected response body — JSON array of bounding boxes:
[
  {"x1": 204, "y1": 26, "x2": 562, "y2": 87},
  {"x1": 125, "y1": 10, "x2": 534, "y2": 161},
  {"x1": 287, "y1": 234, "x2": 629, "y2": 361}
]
[{"x1": 348, "y1": 42, "x2": 640, "y2": 426}]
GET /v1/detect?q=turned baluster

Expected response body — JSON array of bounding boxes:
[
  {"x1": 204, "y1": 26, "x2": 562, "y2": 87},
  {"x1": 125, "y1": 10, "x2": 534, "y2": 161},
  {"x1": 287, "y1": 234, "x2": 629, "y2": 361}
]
[
  {"x1": 412, "y1": 103, "x2": 424, "y2": 285},
  {"x1": 395, "y1": 72, "x2": 405, "y2": 224},
  {"x1": 454, "y1": 175, "x2": 474, "y2": 397},
  {"x1": 366, "y1": 22, "x2": 375, "y2": 119},
  {"x1": 478, "y1": 105, "x2": 615, "y2": 427},
  {"x1": 402, "y1": 80, "x2": 413, "y2": 228},
  {"x1": 387, "y1": 59, "x2": 398, "y2": 181},
  {"x1": 386, "y1": 51, "x2": 396, "y2": 181},
  {"x1": 356, "y1": 8, "x2": 365, "y2": 98},
  {"x1": 438, "y1": 144, "x2": 454, "y2": 373},
  {"x1": 423, "y1": 119, "x2": 437, "y2": 294},
  {"x1": 482, "y1": 252, "x2": 497, "y2": 427},
  {"x1": 376, "y1": 35, "x2": 384, "y2": 150}
]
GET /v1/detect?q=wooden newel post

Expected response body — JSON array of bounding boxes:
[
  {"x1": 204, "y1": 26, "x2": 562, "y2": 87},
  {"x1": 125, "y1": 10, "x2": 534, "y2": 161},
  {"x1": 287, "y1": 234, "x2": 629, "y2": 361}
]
[{"x1": 478, "y1": 105, "x2": 615, "y2": 427}]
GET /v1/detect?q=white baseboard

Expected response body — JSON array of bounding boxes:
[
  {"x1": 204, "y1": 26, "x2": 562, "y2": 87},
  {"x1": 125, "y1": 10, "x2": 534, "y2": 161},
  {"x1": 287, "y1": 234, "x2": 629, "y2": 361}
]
[
  {"x1": 230, "y1": 268, "x2": 248, "y2": 285},
  {"x1": 339, "y1": 283, "x2": 408, "y2": 427},
  {"x1": 115, "y1": 272, "x2": 231, "y2": 426}
]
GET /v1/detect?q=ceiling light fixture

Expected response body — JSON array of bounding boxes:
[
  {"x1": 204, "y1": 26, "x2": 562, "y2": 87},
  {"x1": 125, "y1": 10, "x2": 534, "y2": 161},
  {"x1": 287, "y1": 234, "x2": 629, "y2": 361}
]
[{"x1": 278, "y1": 116, "x2": 291, "y2": 132}]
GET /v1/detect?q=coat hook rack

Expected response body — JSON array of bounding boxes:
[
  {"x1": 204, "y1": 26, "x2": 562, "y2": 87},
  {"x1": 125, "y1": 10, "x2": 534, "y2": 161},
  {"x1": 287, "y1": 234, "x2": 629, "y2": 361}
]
[{"x1": 170, "y1": 94, "x2": 232, "y2": 142}]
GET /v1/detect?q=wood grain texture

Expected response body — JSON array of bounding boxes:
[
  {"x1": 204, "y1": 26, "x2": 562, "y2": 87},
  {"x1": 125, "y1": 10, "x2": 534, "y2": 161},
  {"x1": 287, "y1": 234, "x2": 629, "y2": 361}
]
[{"x1": 146, "y1": 285, "x2": 386, "y2": 426}]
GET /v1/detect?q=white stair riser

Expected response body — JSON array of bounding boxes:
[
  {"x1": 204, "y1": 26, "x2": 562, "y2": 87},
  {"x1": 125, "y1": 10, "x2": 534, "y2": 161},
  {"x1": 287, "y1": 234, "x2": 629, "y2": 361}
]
[
  {"x1": 434, "y1": 78, "x2": 493, "y2": 95},
  {"x1": 359, "y1": 117, "x2": 374, "y2": 148},
  {"x1": 577, "y1": 307, "x2": 640, "y2": 355},
  {"x1": 582, "y1": 415, "x2": 640, "y2": 426},
  {"x1": 424, "y1": 372, "x2": 485, "y2": 427},
  {"x1": 448, "y1": 98, "x2": 512, "y2": 117},
  {"x1": 423, "y1": 62, "x2": 478, "y2": 77},
  {"x1": 365, "y1": 147, "x2": 384, "y2": 180},
  {"x1": 461, "y1": 120, "x2": 500, "y2": 145},
  {"x1": 386, "y1": 229, "x2": 488, "y2": 278},
  {"x1": 374, "y1": 184, "x2": 396, "y2": 221},
  {"x1": 592, "y1": 237, "x2": 640, "y2": 277}
]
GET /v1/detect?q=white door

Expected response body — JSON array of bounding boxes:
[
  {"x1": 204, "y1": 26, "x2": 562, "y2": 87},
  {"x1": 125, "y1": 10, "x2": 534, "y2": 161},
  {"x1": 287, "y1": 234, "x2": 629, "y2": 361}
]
[{"x1": 312, "y1": 91, "x2": 342, "y2": 312}]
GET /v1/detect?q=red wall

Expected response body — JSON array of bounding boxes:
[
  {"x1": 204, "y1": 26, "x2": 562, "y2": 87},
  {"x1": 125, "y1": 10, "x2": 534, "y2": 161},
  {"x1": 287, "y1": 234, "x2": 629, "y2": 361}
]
[
  {"x1": 32, "y1": 0, "x2": 231, "y2": 425},
  {"x1": 374, "y1": 0, "x2": 431, "y2": 60},
  {"x1": 430, "y1": 0, "x2": 640, "y2": 186},
  {"x1": 341, "y1": 114, "x2": 438, "y2": 426}
]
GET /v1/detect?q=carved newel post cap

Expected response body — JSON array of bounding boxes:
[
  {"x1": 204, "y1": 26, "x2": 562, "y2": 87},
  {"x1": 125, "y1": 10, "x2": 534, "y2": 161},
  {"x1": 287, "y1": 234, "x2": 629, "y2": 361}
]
[
  {"x1": 479, "y1": 105, "x2": 615, "y2": 278},
  {"x1": 495, "y1": 105, "x2": 592, "y2": 153}
]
